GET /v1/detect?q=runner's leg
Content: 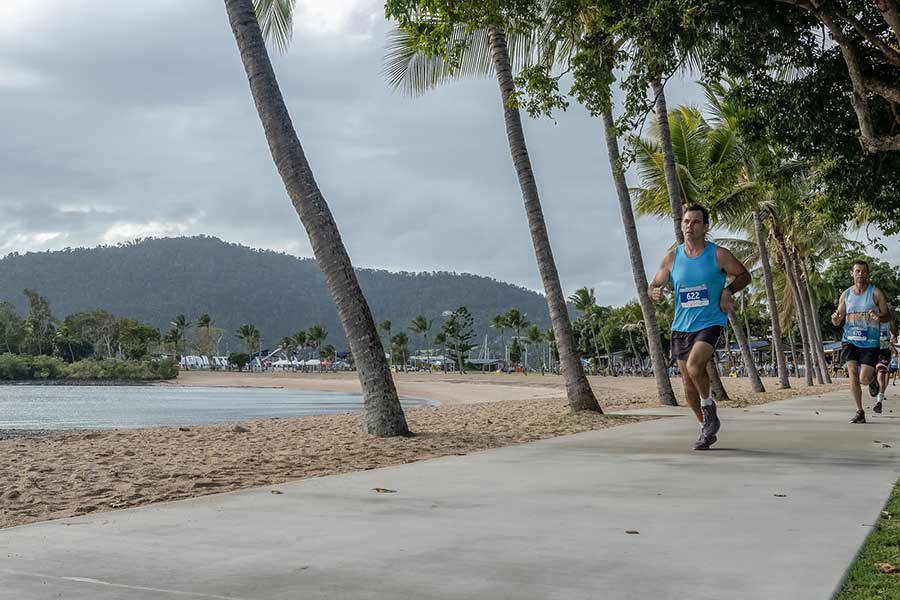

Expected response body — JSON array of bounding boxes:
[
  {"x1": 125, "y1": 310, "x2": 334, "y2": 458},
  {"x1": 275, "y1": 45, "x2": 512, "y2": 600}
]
[
  {"x1": 678, "y1": 359, "x2": 702, "y2": 422},
  {"x1": 847, "y1": 361, "x2": 862, "y2": 411},
  {"x1": 685, "y1": 341, "x2": 716, "y2": 401}
]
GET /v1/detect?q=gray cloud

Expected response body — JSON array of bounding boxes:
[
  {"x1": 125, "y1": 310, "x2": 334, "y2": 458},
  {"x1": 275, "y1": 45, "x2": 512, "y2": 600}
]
[{"x1": 1, "y1": 3, "x2": 892, "y2": 306}]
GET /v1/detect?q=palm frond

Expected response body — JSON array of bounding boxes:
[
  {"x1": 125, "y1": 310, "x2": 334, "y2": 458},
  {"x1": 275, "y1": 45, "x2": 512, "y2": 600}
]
[{"x1": 254, "y1": 0, "x2": 296, "y2": 53}]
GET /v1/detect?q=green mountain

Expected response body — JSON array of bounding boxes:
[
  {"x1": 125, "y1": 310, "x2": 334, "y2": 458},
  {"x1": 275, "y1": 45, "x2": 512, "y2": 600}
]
[{"x1": 0, "y1": 236, "x2": 555, "y2": 353}]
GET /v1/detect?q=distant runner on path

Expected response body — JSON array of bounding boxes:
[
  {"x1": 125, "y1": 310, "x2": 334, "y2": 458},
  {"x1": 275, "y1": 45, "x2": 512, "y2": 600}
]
[
  {"x1": 649, "y1": 205, "x2": 752, "y2": 450},
  {"x1": 873, "y1": 316, "x2": 897, "y2": 414},
  {"x1": 831, "y1": 259, "x2": 891, "y2": 424}
]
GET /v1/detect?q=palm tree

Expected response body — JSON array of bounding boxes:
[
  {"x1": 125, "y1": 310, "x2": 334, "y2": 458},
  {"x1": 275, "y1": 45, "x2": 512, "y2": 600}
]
[
  {"x1": 434, "y1": 331, "x2": 448, "y2": 373},
  {"x1": 279, "y1": 336, "x2": 295, "y2": 358},
  {"x1": 384, "y1": 19, "x2": 602, "y2": 413},
  {"x1": 170, "y1": 314, "x2": 191, "y2": 357},
  {"x1": 587, "y1": 42, "x2": 677, "y2": 405},
  {"x1": 391, "y1": 332, "x2": 410, "y2": 372},
  {"x1": 236, "y1": 323, "x2": 260, "y2": 355},
  {"x1": 526, "y1": 324, "x2": 545, "y2": 373},
  {"x1": 408, "y1": 315, "x2": 432, "y2": 354},
  {"x1": 569, "y1": 287, "x2": 605, "y2": 373},
  {"x1": 490, "y1": 314, "x2": 509, "y2": 367},
  {"x1": 306, "y1": 325, "x2": 328, "y2": 356},
  {"x1": 224, "y1": 0, "x2": 408, "y2": 437},
  {"x1": 292, "y1": 330, "x2": 307, "y2": 358},
  {"x1": 633, "y1": 104, "x2": 768, "y2": 393}
]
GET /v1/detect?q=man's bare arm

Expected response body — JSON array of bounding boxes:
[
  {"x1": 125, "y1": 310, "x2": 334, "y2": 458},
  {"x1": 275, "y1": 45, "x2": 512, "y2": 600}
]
[
  {"x1": 831, "y1": 291, "x2": 846, "y2": 326},
  {"x1": 648, "y1": 251, "x2": 674, "y2": 301},
  {"x1": 716, "y1": 247, "x2": 751, "y2": 293}
]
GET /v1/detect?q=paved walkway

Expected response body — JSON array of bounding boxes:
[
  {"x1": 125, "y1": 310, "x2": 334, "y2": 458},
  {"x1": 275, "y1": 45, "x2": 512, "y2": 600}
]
[{"x1": 1, "y1": 390, "x2": 898, "y2": 599}]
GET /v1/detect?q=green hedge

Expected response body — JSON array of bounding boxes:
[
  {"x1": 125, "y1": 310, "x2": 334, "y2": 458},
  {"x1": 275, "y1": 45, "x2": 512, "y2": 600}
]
[{"x1": 0, "y1": 353, "x2": 178, "y2": 381}]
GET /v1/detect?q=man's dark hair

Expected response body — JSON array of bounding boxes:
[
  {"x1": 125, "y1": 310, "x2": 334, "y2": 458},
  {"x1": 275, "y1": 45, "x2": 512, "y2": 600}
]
[
  {"x1": 852, "y1": 259, "x2": 870, "y2": 272},
  {"x1": 683, "y1": 204, "x2": 710, "y2": 225}
]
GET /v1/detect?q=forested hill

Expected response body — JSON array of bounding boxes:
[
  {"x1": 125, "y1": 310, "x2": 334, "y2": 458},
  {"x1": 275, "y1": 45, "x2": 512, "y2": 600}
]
[{"x1": 0, "y1": 236, "x2": 554, "y2": 351}]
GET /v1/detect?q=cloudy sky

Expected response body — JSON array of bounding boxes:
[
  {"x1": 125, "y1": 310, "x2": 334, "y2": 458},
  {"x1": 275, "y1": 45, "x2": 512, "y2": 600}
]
[{"x1": 2, "y1": 2, "x2": 895, "y2": 307}]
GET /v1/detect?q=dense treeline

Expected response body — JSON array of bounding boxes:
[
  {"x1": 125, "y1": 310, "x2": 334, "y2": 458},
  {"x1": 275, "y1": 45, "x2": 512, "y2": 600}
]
[{"x1": 0, "y1": 236, "x2": 554, "y2": 352}]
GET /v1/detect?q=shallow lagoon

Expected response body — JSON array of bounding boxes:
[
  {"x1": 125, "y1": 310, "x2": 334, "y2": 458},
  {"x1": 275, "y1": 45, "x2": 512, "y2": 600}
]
[{"x1": 0, "y1": 385, "x2": 430, "y2": 430}]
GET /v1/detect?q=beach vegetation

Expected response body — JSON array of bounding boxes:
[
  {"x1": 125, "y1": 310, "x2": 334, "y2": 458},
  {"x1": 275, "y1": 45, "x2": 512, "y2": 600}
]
[{"x1": 0, "y1": 353, "x2": 177, "y2": 381}]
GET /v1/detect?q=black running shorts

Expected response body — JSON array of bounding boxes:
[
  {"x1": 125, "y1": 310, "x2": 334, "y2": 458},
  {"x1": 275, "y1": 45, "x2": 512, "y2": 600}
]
[
  {"x1": 671, "y1": 326, "x2": 724, "y2": 362},
  {"x1": 841, "y1": 342, "x2": 879, "y2": 368},
  {"x1": 877, "y1": 349, "x2": 891, "y2": 371}
]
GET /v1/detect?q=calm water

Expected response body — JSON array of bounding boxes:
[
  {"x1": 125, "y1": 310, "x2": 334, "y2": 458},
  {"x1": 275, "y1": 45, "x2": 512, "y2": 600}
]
[{"x1": 0, "y1": 385, "x2": 431, "y2": 430}]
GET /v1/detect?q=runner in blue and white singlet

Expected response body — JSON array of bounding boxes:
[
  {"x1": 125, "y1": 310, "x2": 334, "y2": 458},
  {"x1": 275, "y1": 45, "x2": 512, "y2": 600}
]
[
  {"x1": 832, "y1": 260, "x2": 890, "y2": 423},
  {"x1": 649, "y1": 205, "x2": 751, "y2": 450},
  {"x1": 873, "y1": 319, "x2": 897, "y2": 413}
]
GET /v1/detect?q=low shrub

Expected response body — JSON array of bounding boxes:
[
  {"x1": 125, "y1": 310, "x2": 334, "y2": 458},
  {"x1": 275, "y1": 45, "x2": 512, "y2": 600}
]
[{"x1": 0, "y1": 353, "x2": 178, "y2": 381}]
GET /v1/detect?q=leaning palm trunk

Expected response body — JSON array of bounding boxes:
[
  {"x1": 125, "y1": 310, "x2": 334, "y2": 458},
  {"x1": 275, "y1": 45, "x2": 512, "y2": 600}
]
[
  {"x1": 600, "y1": 106, "x2": 677, "y2": 406},
  {"x1": 651, "y1": 80, "x2": 729, "y2": 401},
  {"x1": 225, "y1": 0, "x2": 409, "y2": 436},
  {"x1": 728, "y1": 309, "x2": 765, "y2": 392},
  {"x1": 488, "y1": 27, "x2": 601, "y2": 412},
  {"x1": 753, "y1": 211, "x2": 790, "y2": 388},
  {"x1": 776, "y1": 235, "x2": 815, "y2": 386},
  {"x1": 651, "y1": 78, "x2": 684, "y2": 243},
  {"x1": 799, "y1": 260, "x2": 833, "y2": 384},
  {"x1": 789, "y1": 252, "x2": 825, "y2": 384}
]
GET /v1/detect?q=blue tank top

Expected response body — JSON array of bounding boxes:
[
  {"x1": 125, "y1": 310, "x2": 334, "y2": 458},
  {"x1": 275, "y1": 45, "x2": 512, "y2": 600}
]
[
  {"x1": 671, "y1": 242, "x2": 728, "y2": 333},
  {"x1": 842, "y1": 285, "x2": 880, "y2": 348}
]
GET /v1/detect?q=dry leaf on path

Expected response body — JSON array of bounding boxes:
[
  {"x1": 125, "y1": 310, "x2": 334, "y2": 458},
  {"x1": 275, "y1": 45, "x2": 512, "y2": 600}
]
[
  {"x1": 625, "y1": 530, "x2": 639, "y2": 535},
  {"x1": 372, "y1": 488, "x2": 396, "y2": 494}
]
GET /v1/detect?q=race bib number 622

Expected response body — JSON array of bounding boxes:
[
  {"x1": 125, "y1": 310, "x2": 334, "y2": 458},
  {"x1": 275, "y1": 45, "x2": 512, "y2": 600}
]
[{"x1": 679, "y1": 284, "x2": 710, "y2": 308}]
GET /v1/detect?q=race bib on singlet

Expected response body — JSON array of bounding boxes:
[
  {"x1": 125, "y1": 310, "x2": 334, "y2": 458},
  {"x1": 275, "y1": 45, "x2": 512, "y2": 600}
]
[
  {"x1": 847, "y1": 328, "x2": 868, "y2": 342},
  {"x1": 679, "y1": 284, "x2": 710, "y2": 308}
]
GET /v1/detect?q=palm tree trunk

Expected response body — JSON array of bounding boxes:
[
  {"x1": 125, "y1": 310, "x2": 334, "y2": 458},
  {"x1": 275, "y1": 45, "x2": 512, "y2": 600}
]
[
  {"x1": 652, "y1": 78, "x2": 727, "y2": 400},
  {"x1": 225, "y1": 0, "x2": 409, "y2": 437},
  {"x1": 776, "y1": 235, "x2": 815, "y2": 386},
  {"x1": 488, "y1": 27, "x2": 601, "y2": 413},
  {"x1": 600, "y1": 106, "x2": 677, "y2": 406},
  {"x1": 788, "y1": 251, "x2": 825, "y2": 384},
  {"x1": 729, "y1": 309, "x2": 765, "y2": 392},
  {"x1": 788, "y1": 328, "x2": 798, "y2": 377},
  {"x1": 753, "y1": 211, "x2": 790, "y2": 388},
  {"x1": 799, "y1": 259, "x2": 833, "y2": 384},
  {"x1": 651, "y1": 78, "x2": 684, "y2": 244}
]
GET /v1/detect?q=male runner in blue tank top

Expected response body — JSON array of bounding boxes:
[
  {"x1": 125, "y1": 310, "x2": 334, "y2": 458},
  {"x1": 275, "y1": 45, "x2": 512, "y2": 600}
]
[
  {"x1": 831, "y1": 260, "x2": 891, "y2": 423},
  {"x1": 649, "y1": 205, "x2": 751, "y2": 450}
]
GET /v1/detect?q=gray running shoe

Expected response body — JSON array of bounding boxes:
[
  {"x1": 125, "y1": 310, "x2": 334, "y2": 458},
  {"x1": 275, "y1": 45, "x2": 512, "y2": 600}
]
[
  {"x1": 874, "y1": 401, "x2": 883, "y2": 414},
  {"x1": 850, "y1": 410, "x2": 866, "y2": 424},
  {"x1": 869, "y1": 379, "x2": 880, "y2": 397},
  {"x1": 693, "y1": 434, "x2": 718, "y2": 451},
  {"x1": 701, "y1": 403, "x2": 721, "y2": 439}
]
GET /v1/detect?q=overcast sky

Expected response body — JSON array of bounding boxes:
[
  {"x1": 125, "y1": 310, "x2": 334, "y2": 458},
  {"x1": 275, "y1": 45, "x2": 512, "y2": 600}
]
[{"x1": 2, "y1": 2, "x2": 895, "y2": 307}]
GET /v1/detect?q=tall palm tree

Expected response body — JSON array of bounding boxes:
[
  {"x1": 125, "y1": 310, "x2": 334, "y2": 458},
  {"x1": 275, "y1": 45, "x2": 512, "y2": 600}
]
[
  {"x1": 526, "y1": 324, "x2": 545, "y2": 373},
  {"x1": 383, "y1": 20, "x2": 602, "y2": 413},
  {"x1": 632, "y1": 104, "x2": 766, "y2": 393},
  {"x1": 224, "y1": 0, "x2": 408, "y2": 437},
  {"x1": 569, "y1": 287, "x2": 604, "y2": 370},
  {"x1": 306, "y1": 325, "x2": 328, "y2": 356},
  {"x1": 391, "y1": 332, "x2": 410, "y2": 372},
  {"x1": 236, "y1": 323, "x2": 261, "y2": 354},
  {"x1": 170, "y1": 314, "x2": 191, "y2": 357},
  {"x1": 490, "y1": 313, "x2": 509, "y2": 366},
  {"x1": 408, "y1": 315, "x2": 432, "y2": 354}
]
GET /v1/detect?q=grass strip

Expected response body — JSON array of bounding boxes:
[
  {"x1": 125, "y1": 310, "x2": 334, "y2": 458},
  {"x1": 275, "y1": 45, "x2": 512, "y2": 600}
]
[{"x1": 835, "y1": 479, "x2": 900, "y2": 599}]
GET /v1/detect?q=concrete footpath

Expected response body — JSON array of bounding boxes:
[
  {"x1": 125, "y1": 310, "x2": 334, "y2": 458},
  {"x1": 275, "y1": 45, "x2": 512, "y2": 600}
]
[{"x1": 1, "y1": 390, "x2": 898, "y2": 600}]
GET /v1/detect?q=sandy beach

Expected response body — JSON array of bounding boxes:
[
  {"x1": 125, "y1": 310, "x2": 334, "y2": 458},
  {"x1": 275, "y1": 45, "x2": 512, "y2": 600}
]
[{"x1": 1, "y1": 372, "x2": 843, "y2": 529}]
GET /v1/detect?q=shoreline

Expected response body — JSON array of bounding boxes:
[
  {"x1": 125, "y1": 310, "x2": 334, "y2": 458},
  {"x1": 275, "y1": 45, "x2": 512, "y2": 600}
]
[{"x1": 0, "y1": 374, "x2": 844, "y2": 529}]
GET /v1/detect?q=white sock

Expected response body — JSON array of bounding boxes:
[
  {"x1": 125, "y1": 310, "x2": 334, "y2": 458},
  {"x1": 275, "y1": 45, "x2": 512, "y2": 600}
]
[
  {"x1": 878, "y1": 392, "x2": 885, "y2": 402},
  {"x1": 700, "y1": 397, "x2": 713, "y2": 407}
]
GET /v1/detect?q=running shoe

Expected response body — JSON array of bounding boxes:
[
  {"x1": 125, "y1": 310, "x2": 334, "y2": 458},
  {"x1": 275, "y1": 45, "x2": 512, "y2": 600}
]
[
  {"x1": 693, "y1": 434, "x2": 717, "y2": 451},
  {"x1": 850, "y1": 410, "x2": 866, "y2": 424},
  {"x1": 701, "y1": 403, "x2": 721, "y2": 438},
  {"x1": 874, "y1": 401, "x2": 883, "y2": 414},
  {"x1": 869, "y1": 379, "x2": 880, "y2": 397}
]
